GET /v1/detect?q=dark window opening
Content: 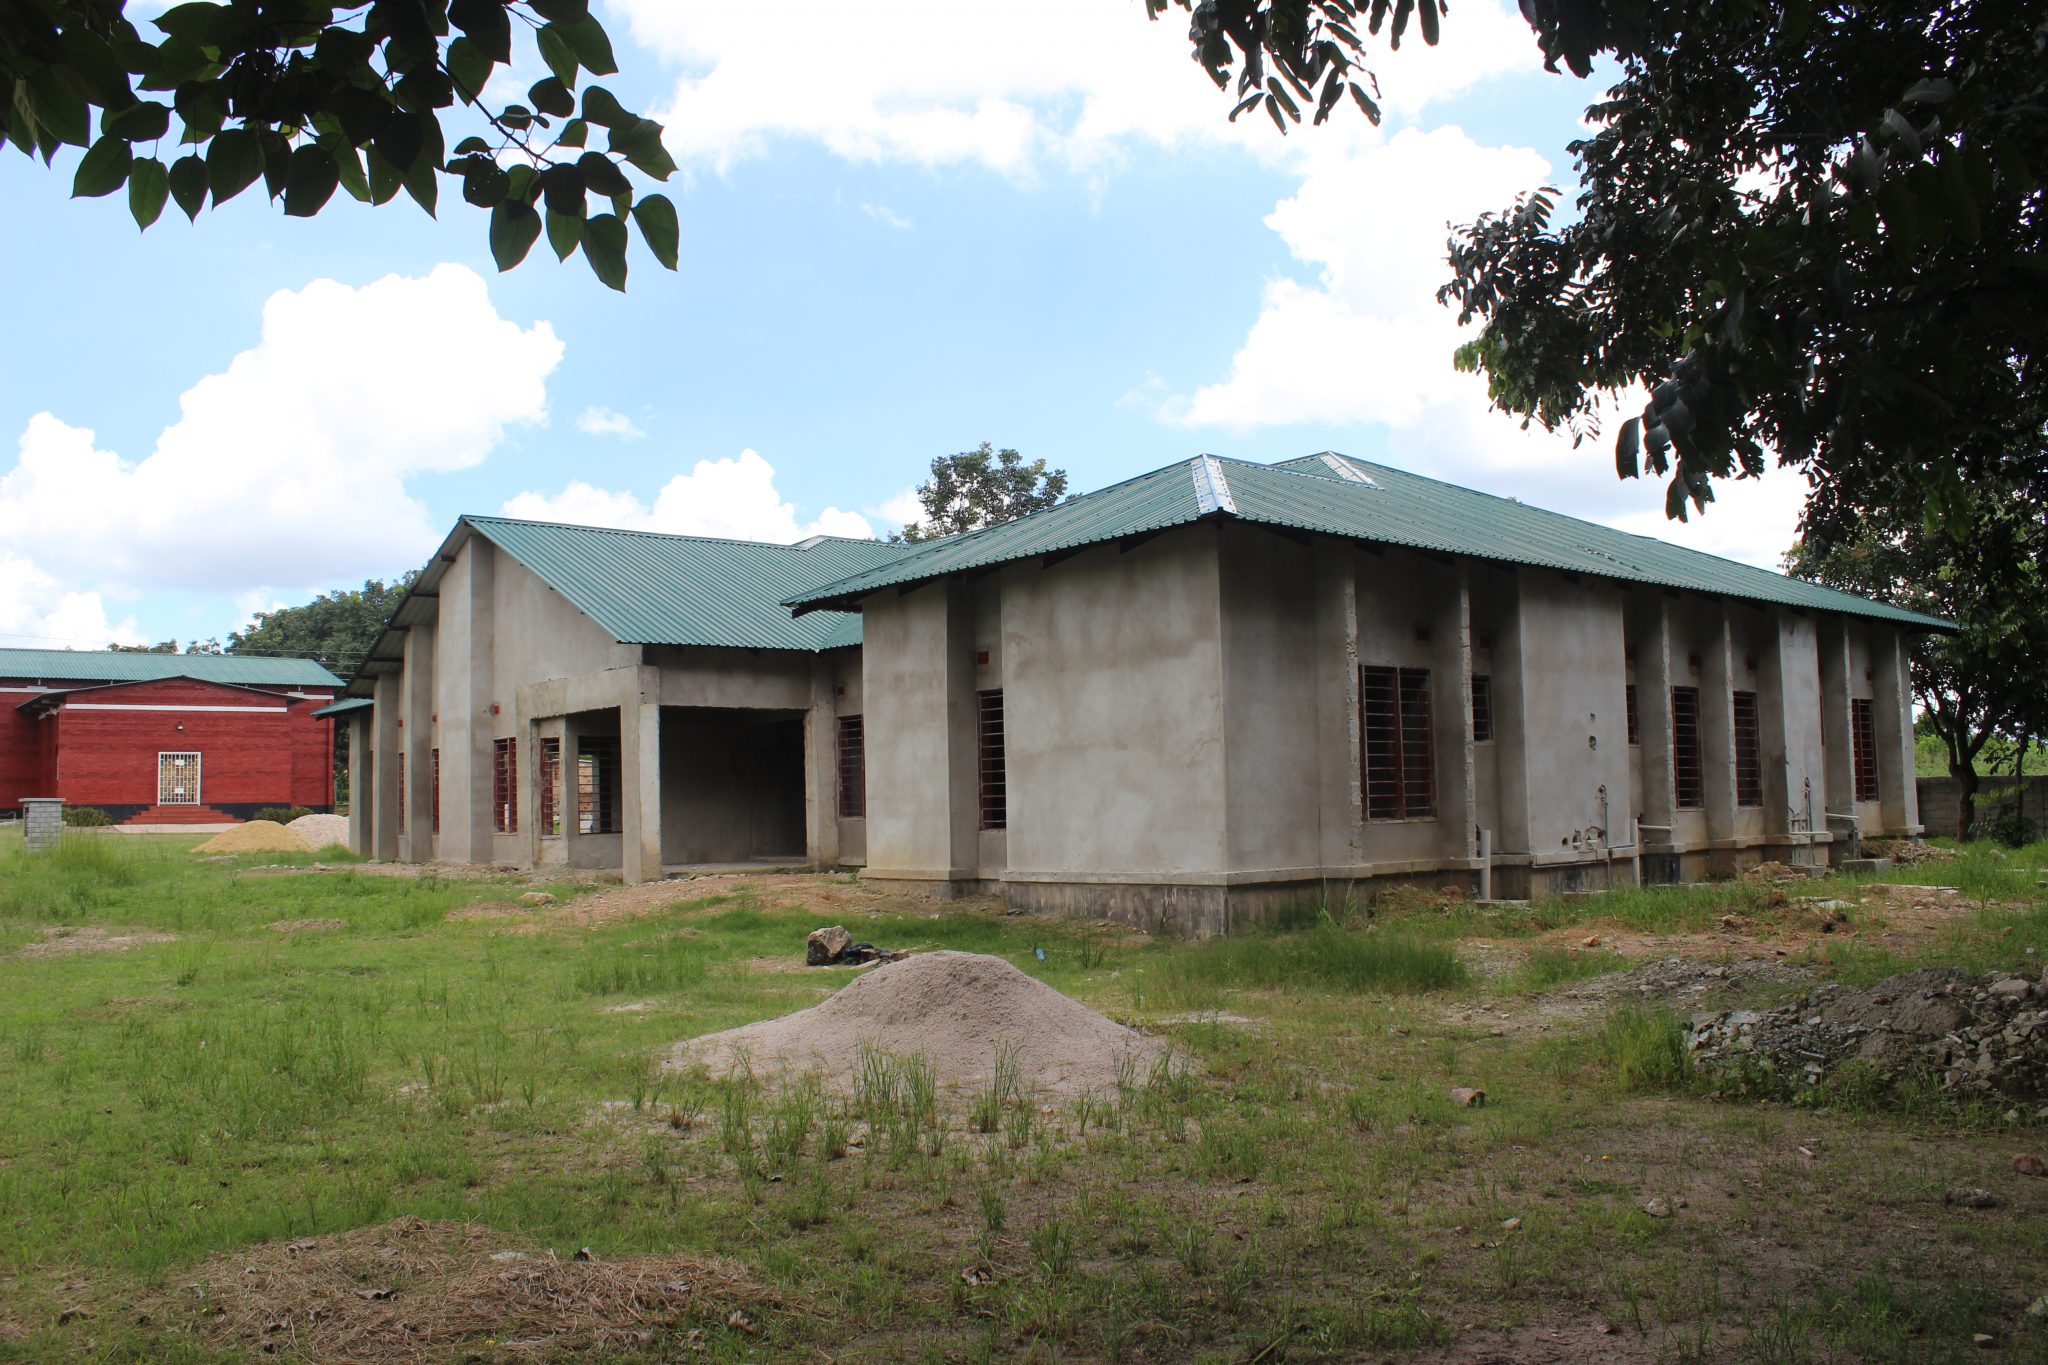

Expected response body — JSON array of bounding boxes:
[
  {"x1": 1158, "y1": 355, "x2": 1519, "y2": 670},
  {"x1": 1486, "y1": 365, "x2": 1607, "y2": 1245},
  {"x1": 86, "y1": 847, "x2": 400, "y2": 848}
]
[
  {"x1": 1362, "y1": 665, "x2": 1435, "y2": 820},
  {"x1": 1671, "y1": 687, "x2": 1704, "y2": 809},
  {"x1": 1733, "y1": 690, "x2": 1763, "y2": 807},
  {"x1": 492, "y1": 736, "x2": 517, "y2": 833},
  {"x1": 538, "y1": 737, "x2": 562, "y2": 837},
  {"x1": 1625, "y1": 683, "x2": 1640, "y2": 745},
  {"x1": 430, "y1": 748, "x2": 439, "y2": 835},
  {"x1": 1471, "y1": 674, "x2": 1493, "y2": 742},
  {"x1": 396, "y1": 751, "x2": 405, "y2": 827},
  {"x1": 1851, "y1": 698, "x2": 1879, "y2": 802},
  {"x1": 977, "y1": 690, "x2": 1006, "y2": 831},
  {"x1": 578, "y1": 737, "x2": 622, "y2": 834},
  {"x1": 837, "y1": 715, "x2": 866, "y2": 819}
]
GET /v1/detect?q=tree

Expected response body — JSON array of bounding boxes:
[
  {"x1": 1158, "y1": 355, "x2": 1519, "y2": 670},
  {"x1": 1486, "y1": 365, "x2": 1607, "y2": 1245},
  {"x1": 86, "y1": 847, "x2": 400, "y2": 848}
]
[
  {"x1": 1432, "y1": 1, "x2": 2048, "y2": 546},
  {"x1": 109, "y1": 637, "x2": 222, "y2": 652},
  {"x1": 1788, "y1": 492, "x2": 2048, "y2": 840},
  {"x1": 227, "y1": 574, "x2": 415, "y2": 676},
  {"x1": 895, "y1": 443, "x2": 1069, "y2": 544},
  {"x1": 2, "y1": 0, "x2": 677, "y2": 289}
]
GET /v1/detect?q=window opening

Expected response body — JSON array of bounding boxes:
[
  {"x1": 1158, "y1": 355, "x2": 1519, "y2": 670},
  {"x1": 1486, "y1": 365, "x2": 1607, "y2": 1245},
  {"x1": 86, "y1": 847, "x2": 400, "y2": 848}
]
[
  {"x1": 1671, "y1": 686, "x2": 1704, "y2": 809},
  {"x1": 837, "y1": 715, "x2": 866, "y2": 819},
  {"x1": 397, "y1": 751, "x2": 406, "y2": 826},
  {"x1": 492, "y1": 736, "x2": 518, "y2": 833},
  {"x1": 578, "y1": 737, "x2": 622, "y2": 834},
  {"x1": 1625, "y1": 683, "x2": 1640, "y2": 745},
  {"x1": 1361, "y1": 666, "x2": 1435, "y2": 820},
  {"x1": 431, "y1": 748, "x2": 440, "y2": 835},
  {"x1": 158, "y1": 751, "x2": 200, "y2": 806},
  {"x1": 538, "y1": 737, "x2": 562, "y2": 836},
  {"x1": 1733, "y1": 690, "x2": 1763, "y2": 807},
  {"x1": 977, "y1": 690, "x2": 1006, "y2": 831},
  {"x1": 1471, "y1": 674, "x2": 1493, "y2": 742},
  {"x1": 1851, "y1": 698, "x2": 1879, "y2": 802}
]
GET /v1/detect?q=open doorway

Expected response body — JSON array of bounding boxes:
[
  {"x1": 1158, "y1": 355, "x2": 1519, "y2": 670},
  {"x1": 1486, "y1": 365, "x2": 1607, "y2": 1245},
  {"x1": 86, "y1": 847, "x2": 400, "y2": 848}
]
[{"x1": 659, "y1": 707, "x2": 807, "y2": 864}]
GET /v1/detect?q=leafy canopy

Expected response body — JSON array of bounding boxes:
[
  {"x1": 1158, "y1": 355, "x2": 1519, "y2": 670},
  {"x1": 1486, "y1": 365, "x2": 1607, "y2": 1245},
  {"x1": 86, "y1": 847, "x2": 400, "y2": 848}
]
[
  {"x1": 227, "y1": 574, "x2": 417, "y2": 675},
  {"x1": 896, "y1": 443, "x2": 1070, "y2": 544},
  {"x1": 2, "y1": 0, "x2": 678, "y2": 289},
  {"x1": 1432, "y1": 1, "x2": 2048, "y2": 542}
]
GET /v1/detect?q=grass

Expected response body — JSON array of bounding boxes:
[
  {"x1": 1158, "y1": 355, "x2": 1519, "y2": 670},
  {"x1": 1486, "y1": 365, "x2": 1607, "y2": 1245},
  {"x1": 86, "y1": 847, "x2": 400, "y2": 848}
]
[{"x1": 1, "y1": 831, "x2": 2045, "y2": 1362}]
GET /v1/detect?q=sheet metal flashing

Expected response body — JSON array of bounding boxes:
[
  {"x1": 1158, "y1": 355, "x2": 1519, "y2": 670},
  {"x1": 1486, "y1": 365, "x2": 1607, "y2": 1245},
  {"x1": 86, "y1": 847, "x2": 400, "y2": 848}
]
[
  {"x1": 1190, "y1": 455, "x2": 1238, "y2": 514},
  {"x1": 786, "y1": 452, "x2": 1954, "y2": 633},
  {"x1": 0, "y1": 647, "x2": 342, "y2": 688}
]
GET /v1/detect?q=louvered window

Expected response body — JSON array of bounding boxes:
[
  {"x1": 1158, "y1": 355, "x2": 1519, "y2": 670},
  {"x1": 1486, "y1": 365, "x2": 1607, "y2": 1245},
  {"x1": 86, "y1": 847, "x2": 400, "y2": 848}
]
[
  {"x1": 1852, "y1": 698, "x2": 1879, "y2": 802},
  {"x1": 1361, "y1": 666, "x2": 1435, "y2": 820},
  {"x1": 1671, "y1": 687, "x2": 1704, "y2": 809},
  {"x1": 1733, "y1": 691, "x2": 1763, "y2": 807},
  {"x1": 837, "y1": 716, "x2": 866, "y2": 818},
  {"x1": 978, "y1": 691, "x2": 1006, "y2": 830}
]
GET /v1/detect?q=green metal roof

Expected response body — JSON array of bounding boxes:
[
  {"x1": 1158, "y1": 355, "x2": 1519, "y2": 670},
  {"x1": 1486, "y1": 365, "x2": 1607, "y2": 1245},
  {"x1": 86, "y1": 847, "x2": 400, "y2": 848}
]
[
  {"x1": 310, "y1": 696, "x2": 375, "y2": 718},
  {"x1": 464, "y1": 516, "x2": 903, "y2": 651},
  {"x1": 0, "y1": 647, "x2": 344, "y2": 687},
  {"x1": 787, "y1": 453, "x2": 1953, "y2": 632}
]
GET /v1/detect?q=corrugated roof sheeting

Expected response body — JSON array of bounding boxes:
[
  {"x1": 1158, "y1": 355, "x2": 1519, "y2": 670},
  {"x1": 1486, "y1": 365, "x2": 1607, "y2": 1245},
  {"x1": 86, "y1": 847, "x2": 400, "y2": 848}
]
[
  {"x1": 0, "y1": 647, "x2": 343, "y2": 687},
  {"x1": 465, "y1": 516, "x2": 901, "y2": 650},
  {"x1": 790, "y1": 453, "x2": 1951, "y2": 632},
  {"x1": 310, "y1": 696, "x2": 375, "y2": 718}
]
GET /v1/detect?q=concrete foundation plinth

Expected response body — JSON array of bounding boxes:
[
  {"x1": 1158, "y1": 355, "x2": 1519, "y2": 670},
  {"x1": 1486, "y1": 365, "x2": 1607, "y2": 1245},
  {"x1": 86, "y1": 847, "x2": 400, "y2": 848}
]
[{"x1": 22, "y1": 797, "x2": 63, "y2": 852}]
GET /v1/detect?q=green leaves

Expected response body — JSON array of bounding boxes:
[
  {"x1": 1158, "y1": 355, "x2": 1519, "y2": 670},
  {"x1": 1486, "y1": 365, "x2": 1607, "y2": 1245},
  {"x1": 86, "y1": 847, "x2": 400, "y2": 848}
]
[
  {"x1": 631, "y1": 193, "x2": 678, "y2": 271},
  {"x1": 168, "y1": 153, "x2": 208, "y2": 219},
  {"x1": 490, "y1": 199, "x2": 542, "y2": 270},
  {"x1": 206, "y1": 127, "x2": 262, "y2": 203},
  {"x1": 581, "y1": 211, "x2": 627, "y2": 290},
  {"x1": 71, "y1": 134, "x2": 131, "y2": 197},
  {"x1": 128, "y1": 156, "x2": 169, "y2": 227},
  {"x1": 283, "y1": 144, "x2": 341, "y2": 216},
  {"x1": 536, "y1": 25, "x2": 579, "y2": 89}
]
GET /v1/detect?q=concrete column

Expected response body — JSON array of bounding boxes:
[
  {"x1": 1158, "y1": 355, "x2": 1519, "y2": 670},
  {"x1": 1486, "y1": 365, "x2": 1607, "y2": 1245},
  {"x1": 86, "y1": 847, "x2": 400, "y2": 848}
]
[
  {"x1": 518, "y1": 713, "x2": 541, "y2": 871},
  {"x1": 1872, "y1": 626, "x2": 1919, "y2": 834},
  {"x1": 1437, "y1": 565, "x2": 1478, "y2": 860},
  {"x1": 371, "y1": 671, "x2": 401, "y2": 861},
  {"x1": 620, "y1": 669, "x2": 663, "y2": 884},
  {"x1": 1699, "y1": 605, "x2": 1740, "y2": 867},
  {"x1": 462, "y1": 541, "x2": 498, "y2": 862},
  {"x1": 402, "y1": 623, "x2": 436, "y2": 862},
  {"x1": 1818, "y1": 618, "x2": 1854, "y2": 819},
  {"x1": 560, "y1": 714, "x2": 583, "y2": 867},
  {"x1": 1490, "y1": 575, "x2": 1533, "y2": 857},
  {"x1": 1633, "y1": 594, "x2": 1676, "y2": 833},
  {"x1": 347, "y1": 710, "x2": 372, "y2": 855},
  {"x1": 805, "y1": 660, "x2": 840, "y2": 868},
  {"x1": 944, "y1": 581, "x2": 981, "y2": 878},
  {"x1": 1313, "y1": 540, "x2": 1361, "y2": 869}
]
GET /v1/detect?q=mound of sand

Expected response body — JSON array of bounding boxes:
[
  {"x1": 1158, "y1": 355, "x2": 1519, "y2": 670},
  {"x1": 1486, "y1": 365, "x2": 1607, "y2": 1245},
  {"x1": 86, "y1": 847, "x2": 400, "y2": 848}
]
[
  {"x1": 191, "y1": 820, "x2": 314, "y2": 854},
  {"x1": 163, "y1": 1217, "x2": 770, "y2": 1363},
  {"x1": 670, "y1": 950, "x2": 1168, "y2": 1097},
  {"x1": 287, "y1": 812, "x2": 350, "y2": 847}
]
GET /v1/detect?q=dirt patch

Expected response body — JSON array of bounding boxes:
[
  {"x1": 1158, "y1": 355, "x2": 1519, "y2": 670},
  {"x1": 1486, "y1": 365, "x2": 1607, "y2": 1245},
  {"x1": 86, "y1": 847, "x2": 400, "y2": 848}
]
[
  {"x1": 671, "y1": 950, "x2": 1169, "y2": 1098},
  {"x1": 165, "y1": 1217, "x2": 774, "y2": 1363},
  {"x1": 1693, "y1": 966, "x2": 2048, "y2": 1102},
  {"x1": 266, "y1": 918, "x2": 345, "y2": 935},
  {"x1": 444, "y1": 902, "x2": 534, "y2": 924},
  {"x1": 15, "y1": 926, "x2": 176, "y2": 957},
  {"x1": 285, "y1": 813, "x2": 350, "y2": 847},
  {"x1": 192, "y1": 821, "x2": 314, "y2": 855},
  {"x1": 1416, "y1": 1319, "x2": 1659, "y2": 1363}
]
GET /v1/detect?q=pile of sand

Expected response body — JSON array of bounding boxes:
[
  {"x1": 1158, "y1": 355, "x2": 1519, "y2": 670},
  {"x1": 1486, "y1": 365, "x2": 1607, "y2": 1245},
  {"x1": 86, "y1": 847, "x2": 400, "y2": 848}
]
[
  {"x1": 287, "y1": 812, "x2": 350, "y2": 847},
  {"x1": 191, "y1": 820, "x2": 314, "y2": 854},
  {"x1": 670, "y1": 950, "x2": 1168, "y2": 1098}
]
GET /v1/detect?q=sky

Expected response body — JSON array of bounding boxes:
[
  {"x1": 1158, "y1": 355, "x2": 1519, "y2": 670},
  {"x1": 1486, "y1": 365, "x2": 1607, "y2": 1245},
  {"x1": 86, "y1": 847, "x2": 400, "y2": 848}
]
[{"x1": 0, "y1": 0, "x2": 1814, "y2": 652}]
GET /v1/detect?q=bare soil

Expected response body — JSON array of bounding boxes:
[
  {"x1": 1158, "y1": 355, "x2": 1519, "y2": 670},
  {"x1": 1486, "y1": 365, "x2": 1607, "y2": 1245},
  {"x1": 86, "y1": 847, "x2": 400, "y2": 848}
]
[{"x1": 14, "y1": 926, "x2": 176, "y2": 957}]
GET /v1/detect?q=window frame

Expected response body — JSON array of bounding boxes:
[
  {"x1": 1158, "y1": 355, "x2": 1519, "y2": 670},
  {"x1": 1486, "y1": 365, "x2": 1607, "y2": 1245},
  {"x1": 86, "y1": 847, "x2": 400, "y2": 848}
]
[
  {"x1": 977, "y1": 690, "x2": 1006, "y2": 832},
  {"x1": 1625, "y1": 683, "x2": 1640, "y2": 746},
  {"x1": 1360, "y1": 664, "x2": 1436, "y2": 821},
  {"x1": 1732, "y1": 690, "x2": 1763, "y2": 807},
  {"x1": 1851, "y1": 697, "x2": 1880, "y2": 803},
  {"x1": 492, "y1": 736, "x2": 518, "y2": 834},
  {"x1": 538, "y1": 736, "x2": 562, "y2": 837},
  {"x1": 1671, "y1": 686, "x2": 1705, "y2": 810},
  {"x1": 577, "y1": 736, "x2": 622, "y2": 835},
  {"x1": 836, "y1": 715, "x2": 866, "y2": 819},
  {"x1": 1470, "y1": 674, "x2": 1493, "y2": 743}
]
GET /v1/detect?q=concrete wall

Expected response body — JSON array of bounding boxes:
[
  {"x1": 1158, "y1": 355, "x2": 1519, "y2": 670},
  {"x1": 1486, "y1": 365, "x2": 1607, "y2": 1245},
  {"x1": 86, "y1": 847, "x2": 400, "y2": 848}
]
[
  {"x1": 1919, "y1": 775, "x2": 2048, "y2": 840},
  {"x1": 658, "y1": 708, "x2": 807, "y2": 863}
]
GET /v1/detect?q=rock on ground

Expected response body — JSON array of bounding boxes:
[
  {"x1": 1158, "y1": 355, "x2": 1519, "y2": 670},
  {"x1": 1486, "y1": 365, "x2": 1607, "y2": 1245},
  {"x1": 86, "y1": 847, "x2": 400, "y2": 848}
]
[{"x1": 1690, "y1": 967, "x2": 2048, "y2": 1101}]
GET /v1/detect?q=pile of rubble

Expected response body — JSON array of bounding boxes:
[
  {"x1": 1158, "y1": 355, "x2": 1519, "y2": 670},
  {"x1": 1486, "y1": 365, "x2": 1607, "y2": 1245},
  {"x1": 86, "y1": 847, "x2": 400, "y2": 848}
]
[
  {"x1": 1864, "y1": 837, "x2": 1962, "y2": 867},
  {"x1": 1690, "y1": 966, "x2": 2048, "y2": 1105}
]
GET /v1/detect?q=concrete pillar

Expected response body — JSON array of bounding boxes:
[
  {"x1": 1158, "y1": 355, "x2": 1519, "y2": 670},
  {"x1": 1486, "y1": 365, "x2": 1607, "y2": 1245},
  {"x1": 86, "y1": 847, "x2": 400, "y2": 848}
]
[
  {"x1": 1699, "y1": 605, "x2": 1740, "y2": 869},
  {"x1": 1313, "y1": 540, "x2": 1361, "y2": 869},
  {"x1": 620, "y1": 669, "x2": 663, "y2": 884},
  {"x1": 1490, "y1": 575, "x2": 1533, "y2": 858},
  {"x1": 462, "y1": 541, "x2": 498, "y2": 863},
  {"x1": 944, "y1": 581, "x2": 981, "y2": 877},
  {"x1": 1873, "y1": 627, "x2": 1919, "y2": 834},
  {"x1": 559, "y1": 714, "x2": 584, "y2": 867},
  {"x1": 371, "y1": 671, "x2": 401, "y2": 861},
  {"x1": 805, "y1": 660, "x2": 839, "y2": 868},
  {"x1": 1633, "y1": 594, "x2": 1676, "y2": 833},
  {"x1": 347, "y1": 710, "x2": 372, "y2": 856},
  {"x1": 402, "y1": 623, "x2": 436, "y2": 862},
  {"x1": 518, "y1": 712, "x2": 542, "y2": 871},
  {"x1": 1438, "y1": 565, "x2": 1478, "y2": 860}
]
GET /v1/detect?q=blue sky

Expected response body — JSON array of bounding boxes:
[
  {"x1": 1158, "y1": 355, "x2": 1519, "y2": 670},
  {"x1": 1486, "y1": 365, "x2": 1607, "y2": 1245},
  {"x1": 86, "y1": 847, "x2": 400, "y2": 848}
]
[{"x1": 0, "y1": 0, "x2": 1810, "y2": 651}]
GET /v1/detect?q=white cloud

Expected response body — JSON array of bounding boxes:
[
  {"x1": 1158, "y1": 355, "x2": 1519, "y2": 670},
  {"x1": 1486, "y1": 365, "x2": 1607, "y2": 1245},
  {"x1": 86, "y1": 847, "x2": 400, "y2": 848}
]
[
  {"x1": 868, "y1": 487, "x2": 925, "y2": 533},
  {"x1": 0, "y1": 265, "x2": 562, "y2": 600},
  {"x1": 611, "y1": 0, "x2": 1544, "y2": 177},
  {"x1": 0, "y1": 552, "x2": 140, "y2": 649},
  {"x1": 860, "y1": 202, "x2": 915, "y2": 231},
  {"x1": 577, "y1": 405, "x2": 647, "y2": 439},
  {"x1": 503, "y1": 449, "x2": 879, "y2": 543}
]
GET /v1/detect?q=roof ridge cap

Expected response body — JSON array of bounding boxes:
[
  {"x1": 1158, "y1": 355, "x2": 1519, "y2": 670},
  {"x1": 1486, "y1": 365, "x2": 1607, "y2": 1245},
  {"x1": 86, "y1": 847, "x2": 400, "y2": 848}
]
[
  {"x1": 1190, "y1": 454, "x2": 1237, "y2": 515},
  {"x1": 464, "y1": 513, "x2": 892, "y2": 553}
]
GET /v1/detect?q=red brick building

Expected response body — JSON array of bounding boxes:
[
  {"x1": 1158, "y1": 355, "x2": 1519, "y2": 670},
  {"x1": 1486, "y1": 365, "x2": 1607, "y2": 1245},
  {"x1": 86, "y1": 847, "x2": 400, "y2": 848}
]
[{"x1": 0, "y1": 649, "x2": 342, "y2": 825}]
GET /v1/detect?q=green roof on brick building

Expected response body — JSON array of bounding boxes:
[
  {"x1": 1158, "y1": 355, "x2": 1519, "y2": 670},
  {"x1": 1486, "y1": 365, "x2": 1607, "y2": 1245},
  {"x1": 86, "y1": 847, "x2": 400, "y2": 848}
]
[{"x1": 0, "y1": 647, "x2": 343, "y2": 688}]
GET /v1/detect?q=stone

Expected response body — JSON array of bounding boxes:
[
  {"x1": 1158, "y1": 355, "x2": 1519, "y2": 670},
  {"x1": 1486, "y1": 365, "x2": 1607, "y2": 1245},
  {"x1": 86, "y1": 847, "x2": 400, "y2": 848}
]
[
  {"x1": 2027, "y1": 1295, "x2": 2048, "y2": 1321},
  {"x1": 1500, "y1": 1217, "x2": 1522, "y2": 1231},
  {"x1": 806, "y1": 925, "x2": 853, "y2": 966},
  {"x1": 2014, "y1": 1153, "x2": 2046, "y2": 1178},
  {"x1": 1448, "y1": 1086, "x2": 1486, "y2": 1107},
  {"x1": 1989, "y1": 978, "x2": 2034, "y2": 1001},
  {"x1": 1944, "y1": 1187, "x2": 2002, "y2": 1209},
  {"x1": 518, "y1": 891, "x2": 556, "y2": 906},
  {"x1": 1641, "y1": 1197, "x2": 1673, "y2": 1218}
]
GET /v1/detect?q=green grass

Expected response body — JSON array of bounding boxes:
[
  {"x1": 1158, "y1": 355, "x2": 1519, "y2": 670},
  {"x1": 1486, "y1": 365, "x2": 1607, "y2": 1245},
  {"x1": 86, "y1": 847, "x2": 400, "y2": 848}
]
[{"x1": 1, "y1": 833, "x2": 2044, "y2": 1363}]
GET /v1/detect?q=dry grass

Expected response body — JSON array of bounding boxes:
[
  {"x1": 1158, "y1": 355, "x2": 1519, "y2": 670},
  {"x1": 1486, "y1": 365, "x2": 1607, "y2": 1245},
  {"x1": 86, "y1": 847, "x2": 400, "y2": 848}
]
[{"x1": 169, "y1": 1218, "x2": 778, "y2": 1363}]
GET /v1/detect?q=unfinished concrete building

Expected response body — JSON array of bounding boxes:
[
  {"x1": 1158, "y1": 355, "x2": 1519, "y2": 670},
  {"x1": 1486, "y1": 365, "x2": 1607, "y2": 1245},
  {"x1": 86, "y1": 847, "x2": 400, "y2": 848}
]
[{"x1": 331, "y1": 454, "x2": 1945, "y2": 932}]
